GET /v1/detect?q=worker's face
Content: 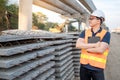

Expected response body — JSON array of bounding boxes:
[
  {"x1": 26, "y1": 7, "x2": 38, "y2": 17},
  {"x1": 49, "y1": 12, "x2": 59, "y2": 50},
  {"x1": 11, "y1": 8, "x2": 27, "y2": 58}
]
[{"x1": 89, "y1": 16, "x2": 100, "y2": 28}]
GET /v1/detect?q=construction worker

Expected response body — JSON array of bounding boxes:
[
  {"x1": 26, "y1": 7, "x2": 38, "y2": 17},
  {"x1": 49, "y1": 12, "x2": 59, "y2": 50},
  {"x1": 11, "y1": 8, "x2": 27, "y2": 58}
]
[{"x1": 76, "y1": 10, "x2": 111, "y2": 80}]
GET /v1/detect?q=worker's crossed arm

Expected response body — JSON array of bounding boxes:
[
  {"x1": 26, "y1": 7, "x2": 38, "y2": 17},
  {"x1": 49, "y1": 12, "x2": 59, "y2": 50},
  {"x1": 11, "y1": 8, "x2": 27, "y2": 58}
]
[{"x1": 76, "y1": 38, "x2": 109, "y2": 54}]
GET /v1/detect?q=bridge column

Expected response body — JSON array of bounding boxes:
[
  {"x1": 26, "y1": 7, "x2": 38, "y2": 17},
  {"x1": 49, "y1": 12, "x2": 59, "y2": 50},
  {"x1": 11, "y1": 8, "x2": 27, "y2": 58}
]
[
  {"x1": 78, "y1": 20, "x2": 82, "y2": 32},
  {"x1": 19, "y1": 0, "x2": 33, "y2": 30},
  {"x1": 65, "y1": 25, "x2": 68, "y2": 33},
  {"x1": 77, "y1": 18, "x2": 82, "y2": 32}
]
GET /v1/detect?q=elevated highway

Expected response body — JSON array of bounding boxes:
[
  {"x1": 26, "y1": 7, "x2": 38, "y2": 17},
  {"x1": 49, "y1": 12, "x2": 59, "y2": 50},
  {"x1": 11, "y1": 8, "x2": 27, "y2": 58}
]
[{"x1": 19, "y1": 0, "x2": 96, "y2": 30}]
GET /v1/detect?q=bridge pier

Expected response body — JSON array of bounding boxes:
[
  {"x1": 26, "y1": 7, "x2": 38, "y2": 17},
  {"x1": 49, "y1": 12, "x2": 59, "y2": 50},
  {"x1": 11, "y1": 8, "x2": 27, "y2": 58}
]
[{"x1": 19, "y1": 0, "x2": 33, "y2": 30}]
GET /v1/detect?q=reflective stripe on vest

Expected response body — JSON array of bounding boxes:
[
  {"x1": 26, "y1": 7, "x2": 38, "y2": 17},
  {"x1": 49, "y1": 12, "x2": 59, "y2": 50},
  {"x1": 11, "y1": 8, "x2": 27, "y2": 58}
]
[
  {"x1": 81, "y1": 53, "x2": 106, "y2": 63},
  {"x1": 80, "y1": 28, "x2": 109, "y2": 69}
]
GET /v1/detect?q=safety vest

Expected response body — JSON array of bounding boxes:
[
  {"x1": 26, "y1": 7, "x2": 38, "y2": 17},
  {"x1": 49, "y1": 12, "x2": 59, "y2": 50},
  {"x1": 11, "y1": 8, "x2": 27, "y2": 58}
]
[{"x1": 80, "y1": 29, "x2": 109, "y2": 69}]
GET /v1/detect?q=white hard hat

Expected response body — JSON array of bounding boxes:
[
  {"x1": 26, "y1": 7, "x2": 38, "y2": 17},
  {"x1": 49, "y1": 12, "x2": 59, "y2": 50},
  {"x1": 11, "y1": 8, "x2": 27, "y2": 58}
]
[{"x1": 91, "y1": 10, "x2": 105, "y2": 20}]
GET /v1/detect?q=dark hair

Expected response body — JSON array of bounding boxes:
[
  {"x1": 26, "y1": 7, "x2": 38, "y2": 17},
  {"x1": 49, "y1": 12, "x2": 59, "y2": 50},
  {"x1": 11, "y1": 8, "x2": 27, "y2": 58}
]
[{"x1": 96, "y1": 17, "x2": 104, "y2": 25}]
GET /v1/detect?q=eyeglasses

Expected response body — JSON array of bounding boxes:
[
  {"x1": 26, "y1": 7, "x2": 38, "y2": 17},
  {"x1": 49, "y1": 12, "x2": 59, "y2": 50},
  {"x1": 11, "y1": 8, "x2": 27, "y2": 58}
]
[
  {"x1": 89, "y1": 18, "x2": 97, "y2": 20},
  {"x1": 89, "y1": 17, "x2": 100, "y2": 20}
]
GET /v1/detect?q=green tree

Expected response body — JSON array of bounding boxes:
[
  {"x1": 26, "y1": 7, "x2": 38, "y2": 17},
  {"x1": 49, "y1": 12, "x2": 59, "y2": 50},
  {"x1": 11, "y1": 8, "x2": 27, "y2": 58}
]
[
  {"x1": 0, "y1": 0, "x2": 18, "y2": 31},
  {"x1": 0, "y1": 0, "x2": 8, "y2": 31},
  {"x1": 5, "y1": 4, "x2": 18, "y2": 29},
  {"x1": 68, "y1": 23, "x2": 77, "y2": 32},
  {"x1": 32, "y1": 13, "x2": 40, "y2": 27},
  {"x1": 0, "y1": 0, "x2": 8, "y2": 18},
  {"x1": 32, "y1": 13, "x2": 45, "y2": 30},
  {"x1": 36, "y1": 12, "x2": 48, "y2": 23},
  {"x1": 45, "y1": 22, "x2": 58, "y2": 30},
  {"x1": 32, "y1": 12, "x2": 48, "y2": 30},
  {"x1": 32, "y1": 12, "x2": 48, "y2": 24}
]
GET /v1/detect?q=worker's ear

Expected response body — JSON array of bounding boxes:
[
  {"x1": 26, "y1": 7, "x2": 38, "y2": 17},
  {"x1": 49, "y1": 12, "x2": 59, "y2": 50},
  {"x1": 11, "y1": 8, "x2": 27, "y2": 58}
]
[
  {"x1": 101, "y1": 18, "x2": 105, "y2": 22},
  {"x1": 96, "y1": 19, "x2": 101, "y2": 24},
  {"x1": 102, "y1": 18, "x2": 105, "y2": 22}
]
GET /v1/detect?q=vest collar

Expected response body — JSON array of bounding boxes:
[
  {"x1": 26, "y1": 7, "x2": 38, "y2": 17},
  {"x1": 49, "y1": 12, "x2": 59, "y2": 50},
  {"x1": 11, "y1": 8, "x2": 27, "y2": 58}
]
[{"x1": 91, "y1": 27, "x2": 102, "y2": 36}]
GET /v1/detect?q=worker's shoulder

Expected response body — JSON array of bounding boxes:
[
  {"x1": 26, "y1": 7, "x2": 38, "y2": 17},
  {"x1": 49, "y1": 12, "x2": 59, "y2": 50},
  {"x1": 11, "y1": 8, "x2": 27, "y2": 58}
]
[
  {"x1": 102, "y1": 31, "x2": 111, "y2": 44},
  {"x1": 101, "y1": 28, "x2": 110, "y2": 35},
  {"x1": 105, "y1": 31, "x2": 111, "y2": 37},
  {"x1": 102, "y1": 28, "x2": 110, "y2": 34},
  {"x1": 80, "y1": 30, "x2": 85, "y2": 35},
  {"x1": 80, "y1": 30, "x2": 85, "y2": 33},
  {"x1": 79, "y1": 30, "x2": 85, "y2": 38}
]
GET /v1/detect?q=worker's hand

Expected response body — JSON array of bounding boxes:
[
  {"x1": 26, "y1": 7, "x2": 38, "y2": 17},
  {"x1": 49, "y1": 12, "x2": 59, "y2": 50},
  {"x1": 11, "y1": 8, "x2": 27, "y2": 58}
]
[{"x1": 95, "y1": 41, "x2": 100, "y2": 48}]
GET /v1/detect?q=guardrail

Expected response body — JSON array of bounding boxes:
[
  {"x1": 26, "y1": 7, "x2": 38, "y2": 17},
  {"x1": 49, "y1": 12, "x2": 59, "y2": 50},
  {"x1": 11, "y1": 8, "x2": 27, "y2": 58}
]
[{"x1": 0, "y1": 30, "x2": 80, "y2": 80}]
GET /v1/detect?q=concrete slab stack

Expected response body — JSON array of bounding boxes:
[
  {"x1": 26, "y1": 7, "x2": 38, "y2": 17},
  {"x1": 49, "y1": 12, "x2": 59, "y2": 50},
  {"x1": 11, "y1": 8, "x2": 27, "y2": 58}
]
[
  {"x1": 66, "y1": 32, "x2": 81, "y2": 80},
  {"x1": 0, "y1": 35, "x2": 56, "y2": 80},
  {"x1": 52, "y1": 41, "x2": 74, "y2": 80},
  {"x1": 0, "y1": 30, "x2": 80, "y2": 80}
]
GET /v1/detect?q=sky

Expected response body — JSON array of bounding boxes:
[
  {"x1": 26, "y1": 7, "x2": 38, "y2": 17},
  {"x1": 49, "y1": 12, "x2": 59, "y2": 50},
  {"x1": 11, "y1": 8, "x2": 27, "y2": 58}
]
[
  {"x1": 8, "y1": 0, "x2": 18, "y2": 5},
  {"x1": 32, "y1": 5, "x2": 65, "y2": 23},
  {"x1": 92, "y1": 0, "x2": 120, "y2": 29},
  {"x1": 10, "y1": 0, "x2": 120, "y2": 30}
]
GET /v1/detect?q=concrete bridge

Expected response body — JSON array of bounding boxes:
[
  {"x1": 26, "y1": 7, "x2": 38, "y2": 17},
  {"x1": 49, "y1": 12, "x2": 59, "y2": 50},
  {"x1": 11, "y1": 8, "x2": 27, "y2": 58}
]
[{"x1": 19, "y1": 0, "x2": 96, "y2": 31}]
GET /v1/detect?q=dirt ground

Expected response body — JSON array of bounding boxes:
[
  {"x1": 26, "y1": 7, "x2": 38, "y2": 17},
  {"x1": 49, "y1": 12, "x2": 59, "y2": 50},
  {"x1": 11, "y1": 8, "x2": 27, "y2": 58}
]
[{"x1": 105, "y1": 33, "x2": 120, "y2": 80}]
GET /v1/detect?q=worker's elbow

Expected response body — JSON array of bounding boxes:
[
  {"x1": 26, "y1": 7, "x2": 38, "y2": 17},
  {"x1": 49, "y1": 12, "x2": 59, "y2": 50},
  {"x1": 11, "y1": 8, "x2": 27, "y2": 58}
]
[
  {"x1": 75, "y1": 44, "x2": 79, "y2": 48},
  {"x1": 76, "y1": 43, "x2": 81, "y2": 49},
  {"x1": 76, "y1": 38, "x2": 83, "y2": 49}
]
